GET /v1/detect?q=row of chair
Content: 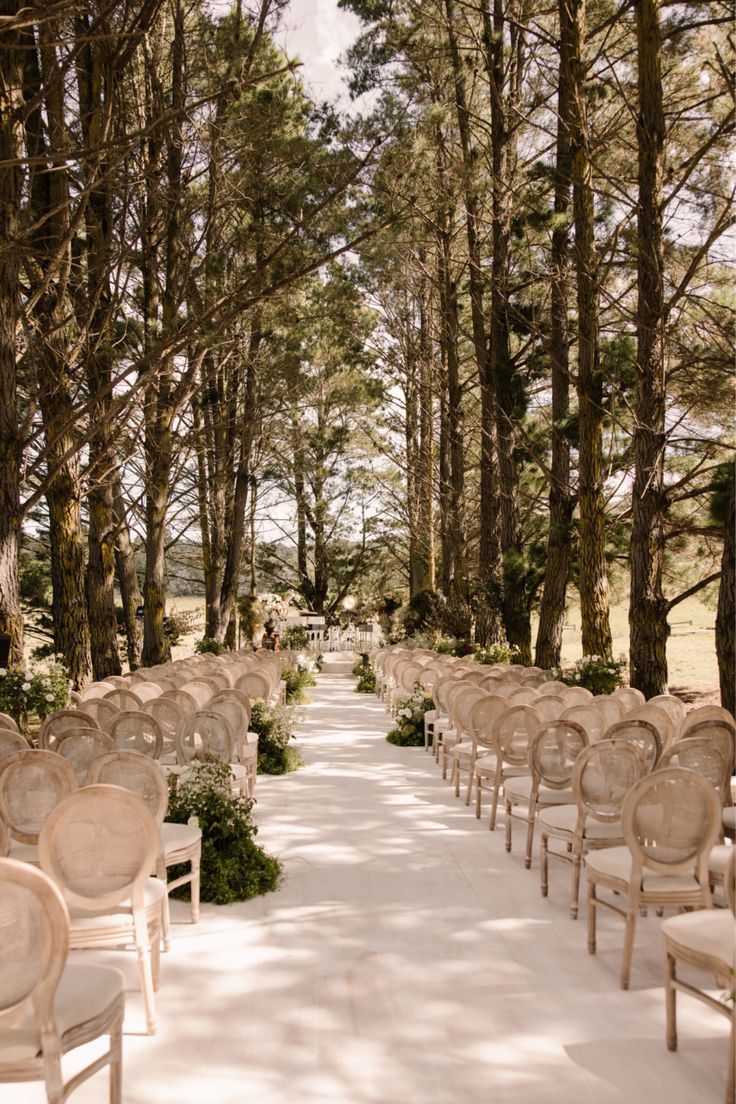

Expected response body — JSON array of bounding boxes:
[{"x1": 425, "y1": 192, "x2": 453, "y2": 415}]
[{"x1": 370, "y1": 645, "x2": 736, "y2": 1103}]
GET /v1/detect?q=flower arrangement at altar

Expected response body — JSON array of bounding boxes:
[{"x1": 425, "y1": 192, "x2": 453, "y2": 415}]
[
  {"x1": 0, "y1": 657, "x2": 71, "y2": 729},
  {"x1": 554, "y1": 654, "x2": 627, "y2": 695},
  {"x1": 386, "y1": 688, "x2": 435, "y2": 747},
  {"x1": 258, "y1": 592, "x2": 290, "y2": 628}
]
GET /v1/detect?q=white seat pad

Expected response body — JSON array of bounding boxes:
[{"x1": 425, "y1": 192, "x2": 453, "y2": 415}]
[
  {"x1": 504, "y1": 777, "x2": 574, "y2": 806},
  {"x1": 161, "y1": 820, "x2": 202, "y2": 854},
  {"x1": 0, "y1": 963, "x2": 123, "y2": 1062},
  {"x1": 475, "y1": 755, "x2": 528, "y2": 779},
  {"x1": 69, "y1": 877, "x2": 165, "y2": 931},
  {"x1": 708, "y1": 843, "x2": 734, "y2": 876},
  {"x1": 585, "y1": 845, "x2": 702, "y2": 892},
  {"x1": 539, "y1": 806, "x2": 623, "y2": 839},
  {"x1": 661, "y1": 909, "x2": 735, "y2": 967}
]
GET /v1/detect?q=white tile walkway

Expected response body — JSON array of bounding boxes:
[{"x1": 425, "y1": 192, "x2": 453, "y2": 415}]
[{"x1": 8, "y1": 673, "x2": 730, "y2": 1103}]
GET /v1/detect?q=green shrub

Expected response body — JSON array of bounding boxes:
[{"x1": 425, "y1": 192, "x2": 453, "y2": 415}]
[
  {"x1": 195, "y1": 637, "x2": 227, "y2": 655},
  {"x1": 0, "y1": 659, "x2": 71, "y2": 726},
  {"x1": 166, "y1": 760, "x2": 281, "y2": 905},
  {"x1": 474, "y1": 641, "x2": 521, "y2": 665},
  {"x1": 356, "y1": 667, "x2": 376, "y2": 693},
  {"x1": 386, "y1": 690, "x2": 434, "y2": 747},
  {"x1": 281, "y1": 625, "x2": 311, "y2": 649},
  {"x1": 282, "y1": 663, "x2": 317, "y2": 704},
  {"x1": 249, "y1": 702, "x2": 300, "y2": 774},
  {"x1": 555, "y1": 654, "x2": 627, "y2": 695}
]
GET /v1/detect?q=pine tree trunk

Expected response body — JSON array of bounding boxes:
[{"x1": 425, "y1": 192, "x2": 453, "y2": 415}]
[
  {"x1": 113, "y1": 480, "x2": 142, "y2": 670},
  {"x1": 416, "y1": 285, "x2": 436, "y2": 592},
  {"x1": 568, "y1": 0, "x2": 613, "y2": 659},
  {"x1": 629, "y1": 0, "x2": 668, "y2": 696},
  {"x1": 0, "y1": 4, "x2": 25, "y2": 665},
  {"x1": 26, "y1": 19, "x2": 92, "y2": 688},
  {"x1": 446, "y1": 0, "x2": 502, "y2": 641},
  {"x1": 715, "y1": 474, "x2": 735, "y2": 715},
  {"x1": 536, "y1": 0, "x2": 575, "y2": 669}
]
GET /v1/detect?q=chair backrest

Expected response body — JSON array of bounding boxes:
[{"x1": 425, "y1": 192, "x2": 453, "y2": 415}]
[
  {"x1": 56, "y1": 729, "x2": 116, "y2": 784},
  {"x1": 77, "y1": 696, "x2": 120, "y2": 733},
  {"x1": 602, "y1": 718, "x2": 661, "y2": 771},
  {"x1": 39, "y1": 784, "x2": 160, "y2": 911},
  {"x1": 39, "y1": 709, "x2": 98, "y2": 752},
  {"x1": 109, "y1": 710, "x2": 163, "y2": 759},
  {"x1": 234, "y1": 672, "x2": 270, "y2": 702},
  {"x1": 0, "y1": 728, "x2": 29, "y2": 762},
  {"x1": 433, "y1": 676, "x2": 459, "y2": 713},
  {"x1": 142, "y1": 697, "x2": 183, "y2": 758},
  {"x1": 573, "y1": 740, "x2": 647, "y2": 823},
  {"x1": 591, "y1": 694, "x2": 624, "y2": 729},
  {"x1": 0, "y1": 750, "x2": 77, "y2": 843},
  {"x1": 626, "y1": 704, "x2": 675, "y2": 751},
  {"x1": 208, "y1": 687, "x2": 253, "y2": 720},
  {"x1": 0, "y1": 858, "x2": 69, "y2": 1039},
  {"x1": 103, "y1": 687, "x2": 143, "y2": 712},
  {"x1": 451, "y1": 687, "x2": 490, "y2": 737},
  {"x1": 87, "y1": 750, "x2": 168, "y2": 824},
  {"x1": 659, "y1": 735, "x2": 732, "y2": 806},
  {"x1": 0, "y1": 814, "x2": 8, "y2": 856},
  {"x1": 469, "y1": 695, "x2": 512, "y2": 751},
  {"x1": 535, "y1": 682, "x2": 566, "y2": 701},
  {"x1": 495, "y1": 705, "x2": 544, "y2": 766},
  {"x1": 676, "y1": 704, "x2": 736, "y2": 739},
  {"x1": 79, "y1": 681, "x2": 117, "y2": 702},
  {"x1": 725, "y1": 848, "x2": 736, "y2": 915},
  {"x1": 160, "y1": 688, "x2": 198, "y2": 714},
  {"x1": 647, "y1": 694, "x2": 687, "y2": 728},
  {"x1": 398, "y1": 662, "x2": 424, "y2": 693},
  {"x1": 176, "y1": 710, "x2": 235, "y2": 765},
  {"x1": 558, "y1": 686, "x2": 594, "y2": 707},
  {"x1": 674, "y1": 718, "x2": 735, "y2": 773},
  {"x1": 622, "y1": 767, "x2": 721, "y2": 885},
  {"x1": 124, "y1": 680, "x2": 161, "y2": 704},
  {"x1": 0, "y1": 712, "x2": 20, "y2": 733},
  {"x1": 533, "y1": 696, "x2": 566, "y2": 723},
  {"x1": 610, "y1": 686, "x2": 645, "y2": 711},
  {"x1": 561, "y1": 704, "x2": 607, "y2": 743},
  {"x1": 528, "y1": 720, "x2": 588, "y2": 789},
  {"x1": 418, "y1": 668, "x2": 438, "y2": 691},
  {"x1": 506, "y1": 687, "x2": 539, "y2": 706},
  {"x1": 207, "y1": 698, "x2": 249, "y2": 759}
]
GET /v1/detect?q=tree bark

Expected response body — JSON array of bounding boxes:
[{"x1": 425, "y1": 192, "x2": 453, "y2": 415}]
[
  {"x1": 715, "y1": 471, "x2": 735, "y2": 715},
  {"x1": 568, "y1": 0, "x2": 613, "y2": 659},
  {"x1": 0, "y1": 1, "x2": 25, "y2": 665},
  {"x1": 113, "y1": 480, "x2": 142, "y2": 670},
  {"x1": 629, "y1": 0, "x2": 668, "y2": 695},
  {"x1": 535, "y1": 0, "x2": 575, "y2": 669}
]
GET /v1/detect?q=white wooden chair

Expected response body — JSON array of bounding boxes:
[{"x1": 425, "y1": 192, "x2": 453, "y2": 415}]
[{"x1": 0, "y1": 857, "x2": 125, "y2": 1103}]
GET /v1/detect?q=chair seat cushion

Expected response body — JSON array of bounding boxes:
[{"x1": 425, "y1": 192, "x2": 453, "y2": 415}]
[
  {"x1": 504, "y1": 776, "x2": 574, "y2": 806},
  {"x1": 0, "y1": 963, "x2": 124, "y2": 1062},
  {"x1": 161, "y1": 820, "x2": 202, "y2": 857},
  {"x1": 661, "y1": 909, "x2": 735, "y2": 968},
  {"x1": 69, "y1": 877, "x2": 165, "y2": 932},
  {"x1": 538, "y1": 805, "x2": 623, "y2": 839},
  {"x1": 585, "y1": 846, "x2": 702, "y2": 893},
  {"x1": 475, "y1": 755, "x2": 528, "y2": 779},
  {"x1": 9, "y1": 840, "x2": 39, "y2": 864},
  {"x1": 708, "y1": 843, "x2": 733, "y2": 877}
]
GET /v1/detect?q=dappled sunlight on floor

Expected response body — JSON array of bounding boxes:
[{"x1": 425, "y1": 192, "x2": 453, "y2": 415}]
[{"x1": 7, "y1": 673, "x2": 728, "y2": 1103}]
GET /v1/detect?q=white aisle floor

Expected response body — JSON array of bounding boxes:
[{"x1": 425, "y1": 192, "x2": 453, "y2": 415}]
[{"x1": 8, "y1": 673, "x2": 730, "y2": 1104}]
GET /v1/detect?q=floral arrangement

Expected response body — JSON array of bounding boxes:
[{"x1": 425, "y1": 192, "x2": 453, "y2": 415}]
[
  {"x1": 195, "y1": 637, "x2": 227, "y2": 655},
  {"x1": 249, "y1": 702, "x2": 300, "y2": 773},
  {"x1": 258, "y1": 592, "x2": 290, "y2": 627},
  {"x1": 0, "y1": 658, "x2": 71, "y2": 727},
  {"x1": 282, "y1": 654, "x2": 318, "y2": 703},
  {"x1": 555, "y1": 654, "x2": 627, "y2": 695},
  {"x1": 166, "y1": 759, "x2": 281, "y2": 904},
  {"x1": 280, "y1": 624, "x2": 311, "y2": 650},
  {"x1": 353, "y1": 660, "x2": 376, "y2": 693},
  {"x1": 474, "y1": 641, "x2": 521, "y2": 665},
  {"x1": 387, "y1": 688, "x2": 435, "y2": 747}
]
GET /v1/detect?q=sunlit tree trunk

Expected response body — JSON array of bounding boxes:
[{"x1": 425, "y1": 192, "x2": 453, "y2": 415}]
[
  {"x1": 568, "y1": 0, "x2": 612, "y2": 659},
  {"x1": 536, "y1": 0, "x2": 575, "y2": 669},
  {"x1": 715, "y1": 471, "x2": 735, "y2": 714},
  {"x1": 629, "y1": 0, "x2": 668, "y2": 695}
]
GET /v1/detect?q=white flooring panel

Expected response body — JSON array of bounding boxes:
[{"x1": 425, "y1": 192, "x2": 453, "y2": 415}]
[{"x1": 6, "y1": 673, "x2": 730, "y2": 1103}]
